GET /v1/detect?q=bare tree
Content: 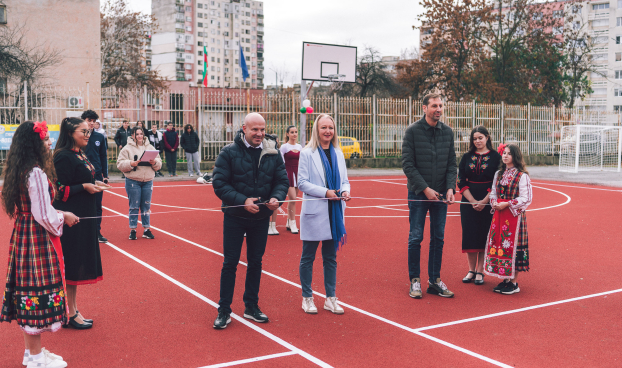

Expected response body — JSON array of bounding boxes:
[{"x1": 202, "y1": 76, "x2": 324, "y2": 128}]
[{"x1": 101, "y1": 0, "x2": 167, "y2": 90}]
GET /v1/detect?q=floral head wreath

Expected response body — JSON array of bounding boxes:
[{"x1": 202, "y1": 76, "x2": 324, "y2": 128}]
[
  {"x1": 33, "y1": 121, "x2": 48, "y2": 140},
  {"x1": 497, "y1": 143, "x2": 507, "y2": 155}
]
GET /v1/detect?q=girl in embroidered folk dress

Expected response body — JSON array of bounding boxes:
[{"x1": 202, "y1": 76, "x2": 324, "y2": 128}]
[
  {"x1": 458, "y1": 126, "x2": 501, "y2": 285},
  {"x1": 269, "y1": 126, "x2": 302, "y2": 235},
  {"x1": 484, "y1": 144, "x2": 532, "y2": 295},
  {"x1": 53, "y1": 118, "x2": 103, "y2": 329},
  {"x1": 2, "y1": 122, "x2": 79, "y2": 368}
]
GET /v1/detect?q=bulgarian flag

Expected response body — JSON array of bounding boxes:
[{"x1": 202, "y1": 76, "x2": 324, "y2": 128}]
[{"x1": 203, "y1": 45, "x2": 208, "y2": 87}]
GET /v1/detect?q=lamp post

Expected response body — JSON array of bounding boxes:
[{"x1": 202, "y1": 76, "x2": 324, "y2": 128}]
[{"x1": 269, "y1": 68, "x2": 278, "y2": 90}]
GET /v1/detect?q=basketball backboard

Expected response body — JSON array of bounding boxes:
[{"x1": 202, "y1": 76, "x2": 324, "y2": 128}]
[{"x1": 302, "y1": 42, "x2": 357, "y2": 83}]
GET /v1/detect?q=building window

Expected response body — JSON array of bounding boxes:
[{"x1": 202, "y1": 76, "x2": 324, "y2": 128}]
[
  {"x1": 198, "y1": 22, "x2": 203, "y2": 27},
  {"x1": 186, "y1": 6, "x2": 192, "y2": 12},
  {"x1": 198, "y1": 60, "x2": 203, "y2": 65},
  {"x1": 592, "y1": 88, "x2": 607, "y2": 95},
  {"x1": 615, "y1": 70, "x2": 622, "y2": 79},
  {"x1": 0, "y1": 5, "x2": 6, "y2": 24},
  {"x1": 592, "y1": 19, "x2": 609, "y2": 27},
  {"x1": 593, "y1": 36, "x2": 608, "y2": 44},
  {"x1": 198, "y1": 41, "x2": 203, "y2": 46},
  {"x1": 618, "y1": 36, "x2": 621, "y2": 44},
  {"x1": 619, "y1": 0, "x2": 622, "y2": 7},
  {"x1": 617, "y1": 52, "x2": 622, "y2": 61},
  {"x1": 211, "y1": 57, "x2": 215, "y2": 62},
  {"x1": 198, "y1": 51, "x2": 203, "y2": 56},
  {"x1": 593, "y1": 3, "x2": 609, "y2": 10},
  {"x1": 615, "y1": 106, "x2": 622, "y2": 111},
  {"x1": 618, "y1": 17, "x2": 622, "y2": 26},
  {"x1": 211, "y1": 75, "x2": 215, "y2": 80},
  {"x1": 553, "y1": 26, "x2": 563, "y2": 35},
  {"x1": 552, "y1": 10, "x2": 563, "y2": 18},
  {"x1": 615, "y1": 89, "x2": 622, "y2": 96}
]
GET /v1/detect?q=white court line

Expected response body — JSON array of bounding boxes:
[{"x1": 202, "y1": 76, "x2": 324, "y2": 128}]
[
  {"x1": 414, "y1": 288, "x2": 622, "y2": 332},
  {"x1": 531, "y1": 181, "x2": 622, "y2": 192},
  {"x1": 198, "y1": 352, "x2": 297, "y2": 368},
  {"x1": 108, "y1": 184, "x2": 213, "y2": 189},
  {"x1": 101, "y1": 204, "x2": 512, "y2": 367},
  {"x1": 104, "y1": 241, "x2": 331, "y2": 368}
]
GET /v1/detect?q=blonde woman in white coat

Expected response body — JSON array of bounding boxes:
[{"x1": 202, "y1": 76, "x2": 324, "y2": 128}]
[
  {"x1": 117, "y1": 127, "x2": 162, "y2": 240},
  {"x1": 297, "y1": 114, "x2": 351, "y2": 315}
]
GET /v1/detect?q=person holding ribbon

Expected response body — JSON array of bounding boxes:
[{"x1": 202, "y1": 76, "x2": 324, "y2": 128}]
[
  {"x1": 1, "y1": 121, "x2": 79, "y2": 368},
  {"x1": 484, "y1": 143, "x2": 532, "y2": 295},
  {"x1": 457, "y1": 126, "x2": 501, "y2": 285},
  {"x1": 297, "y1": 114, "x2": 351, "y2": 315},
  {"x1": 53, "y1": 117, "x2": 104, "y2": 330}
]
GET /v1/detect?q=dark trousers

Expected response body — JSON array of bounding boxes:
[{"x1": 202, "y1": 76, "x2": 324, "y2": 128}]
[
  {"x1": 95, "y1": 173, "x2": 104, "y2": 235},
  {"x1": 407, "y1": 191, "x2": 448, "y2": 282},
  {"x1": 165, "y1": 150, "x2": 177, "y2": 174},
  {"x1": 218, "y1": 214, "x2": 269, "y2": 314}
]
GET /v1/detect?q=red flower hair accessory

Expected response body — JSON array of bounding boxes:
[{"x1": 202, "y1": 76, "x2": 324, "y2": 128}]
[
  {"x1": 497, "y1": 143, "x2": 507, "y2": 155},
  {"x1": 33, "y1": 121, "x2": 48, "y2": 140}
]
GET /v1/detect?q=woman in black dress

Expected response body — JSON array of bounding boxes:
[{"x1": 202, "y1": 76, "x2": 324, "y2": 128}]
[
  {"x1": 53, "y1": 117, "x2": 103, "y2": 329},
  {"x1": 457, "y1": 126, "x2": 501, "y2": 285}
]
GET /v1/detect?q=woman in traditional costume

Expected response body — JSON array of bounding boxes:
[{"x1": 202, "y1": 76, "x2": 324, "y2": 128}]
[
  {"x1": 484, "y1": 144, "x2": 532, "y2": 295},
  {"x1": 53, "y1": 117, "x2": 103, "y2": 328},
  {"x1": 269, "y1": 125, "x2": 302, "y2": 235},
  {"x1": 1, "y1": 121, "x2": 79, "y2": 368},
  {"x1": 458, "y1": 126, "x2": 501, "y2": 285}
]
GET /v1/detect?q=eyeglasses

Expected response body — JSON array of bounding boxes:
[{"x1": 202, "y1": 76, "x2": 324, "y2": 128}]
[{"x1": 80, "y1": 129, "x2": 92, "y2": 137}]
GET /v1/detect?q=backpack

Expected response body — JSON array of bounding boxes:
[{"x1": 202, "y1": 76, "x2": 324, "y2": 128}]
[{"x1": 196, "y1": 172, "x2": 213, "y2": 184}]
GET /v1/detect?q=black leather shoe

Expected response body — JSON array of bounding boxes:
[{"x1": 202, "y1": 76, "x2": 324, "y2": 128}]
[
  {"x1": 474, "y1": 272, "x2": 485, "y2": 285},
  {"x1": 243, "y1": 305, "x2": 269, "y2": 323},
  {"x1": 62, "y1": 314, "x2": 93, "y2": 329},
  {"x1": 462, "y1": 271, "x2": 476, "y2": 283},
  {"x1": 213, "y1": 311, "x2": 231, "y2": 329},
  {"x1": 97, "y1": 234, "x2": 108, "y2": 243},
  {"x1": 76, "y1": 310, "x2": 93, "y2": 324}
]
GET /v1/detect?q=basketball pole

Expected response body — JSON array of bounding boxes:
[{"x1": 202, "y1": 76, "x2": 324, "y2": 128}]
[{"x1": 300, "y1": 76, "x2": 307, "y2": 146}]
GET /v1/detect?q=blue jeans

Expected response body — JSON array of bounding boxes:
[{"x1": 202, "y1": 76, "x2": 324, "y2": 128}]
[
  {"x1": 408, "y1": 191, "x2": 448, "y2": 282},
  {"x1": 299, "y1": 240, "x2": 337, "y2": 298},
  {"x1": 125, "y1": 178, "x2": 153, "y2": 229}
]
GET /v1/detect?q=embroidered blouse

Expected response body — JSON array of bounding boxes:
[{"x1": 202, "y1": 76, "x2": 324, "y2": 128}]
[
  {"x1": 457, "y1": 150, "x2": 501, "y2": 197},
  {"x1": 28, "y1": 167, "x2": 64, "y2": 237},
  {"x1": 489, "y1": 168, "x2": 533, "y2": 217},
  {"x1": 55, "y1": 149, "x2": 95, "y2": 202}
]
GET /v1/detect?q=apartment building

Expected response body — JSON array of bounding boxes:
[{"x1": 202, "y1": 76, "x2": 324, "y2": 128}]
[
  {"x1": 151, "y1": 0, "x2": 264, "y2": 89},
  {"x1": 0, "y1": 0, "x2": 101, "y2": 90}
]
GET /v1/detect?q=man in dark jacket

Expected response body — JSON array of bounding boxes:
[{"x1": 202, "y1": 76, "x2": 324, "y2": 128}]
[
  {"x1": 114, "y1": 119, "x2": 131, "y2": 149},
  {"x1": 180, "y1": 124, "x2": 201, "y2": 177},
  {"x1": 147, "y1": 122, "x2": 164, "y2": 177},
  {"x1": 211, "y1": 112, "x2": 289, "y2": 329},
  {"x1": 163, "y1": 122, "x2": 179, "y2": 176},
  {"x1": 402, "y1": 93, "x2": 457, "y2": 300},
  {"x1": 82, "y1": 110, "x2": 109, "y2": 243}
]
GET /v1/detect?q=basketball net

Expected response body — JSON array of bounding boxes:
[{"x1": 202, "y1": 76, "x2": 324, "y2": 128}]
[{"x1": 327, "y1": 74, "x2": 345, "y2": 92}]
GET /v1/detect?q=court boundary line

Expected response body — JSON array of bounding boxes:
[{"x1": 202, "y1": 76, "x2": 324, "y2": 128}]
[
  {"x1": 103, "y1": 241, "x2": 331, "y2": 368},
  {"x1": 101, "y1": 204, "x2": 512, "y2": 368},
  {"x1": 197, "y1": 351, "x2": 298, "y2": 368},
  {"x1": 414, "y1": 288, "x2": 622, "y2": 332}
]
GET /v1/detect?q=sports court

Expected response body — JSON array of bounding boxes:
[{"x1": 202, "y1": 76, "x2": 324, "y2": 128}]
[{"x1": 1, "y1": 175, "x2": 620, "y2": 367}]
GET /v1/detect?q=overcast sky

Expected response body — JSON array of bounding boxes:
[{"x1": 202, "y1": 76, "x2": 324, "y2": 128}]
[{"x1": 125, "y1": 0, "x2": 421, "y2": 86}]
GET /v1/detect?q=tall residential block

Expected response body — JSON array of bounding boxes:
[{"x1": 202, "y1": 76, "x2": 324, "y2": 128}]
[
  {"x1": 151, "y1": 0, "x2": 264, "y2": 89},
  {"x1": 0, "y1": 0, "x2": 101, "y2": 90}
]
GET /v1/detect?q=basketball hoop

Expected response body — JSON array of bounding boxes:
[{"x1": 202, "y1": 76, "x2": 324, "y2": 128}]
[{"x1": 327, "y1": 74, "x2": 346, "y2": 91}]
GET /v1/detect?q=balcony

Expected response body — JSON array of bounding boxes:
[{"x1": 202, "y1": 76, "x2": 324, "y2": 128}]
[
  {"x1": 175, "y1": 0, "x2": 183, "y2": 5},
  {"x1": 176, "y1": 72, "x2": 185, "y2": 79},
  {"x1": 258, "y1": 14, "x2": 263, "y2": 19},
  {"x1": 257, "y1": 43, "x2": 264, "y2": 51},
  {"x1": 257, "y1": 30, "x2": 264, "y2": 36},
  {"x1": 588, "y1": 11, "x2": 609, "y2": 21},
  {"x1": 176, "y1": 57, "x2": 185, "y2": 63}
]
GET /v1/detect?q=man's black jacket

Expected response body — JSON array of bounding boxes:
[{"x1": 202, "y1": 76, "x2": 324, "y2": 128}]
[
  {"x1": 402, "y1": 115, "x2": 457, "y2": 195},
  {"x1": 114, "y1": 126, "x2": 131, "y2": 148},
  {"x1": 212, "y1": 130, "x2": 289, "y2": 219}
]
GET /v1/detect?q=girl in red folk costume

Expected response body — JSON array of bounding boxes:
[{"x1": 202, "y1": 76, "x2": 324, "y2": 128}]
[
  {"x1": 484, "y1": 143, "x2": 533, "y2": 295},
  {"x1": 1, "y1": 121, "x2": 79, "y2": 368}
]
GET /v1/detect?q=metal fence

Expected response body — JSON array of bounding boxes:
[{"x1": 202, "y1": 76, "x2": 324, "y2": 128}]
[{"x1": 2, "y1": 82, "x2": 621, "y2": 163}]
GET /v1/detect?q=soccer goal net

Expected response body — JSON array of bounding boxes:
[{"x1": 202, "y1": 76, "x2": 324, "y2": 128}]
[{"x1": 559, "y1": 125, "x2": 622, "y2": 172}]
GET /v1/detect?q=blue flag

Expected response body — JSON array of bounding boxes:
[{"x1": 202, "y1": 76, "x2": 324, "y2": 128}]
[{"x1": 239, "y1": 46, "x2": 249, "y2": 82}]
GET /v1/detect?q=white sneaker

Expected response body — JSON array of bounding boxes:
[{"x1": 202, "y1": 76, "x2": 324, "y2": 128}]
[
  {"x1": 26, "y1": 351, "x2": 67, "y2": 368},
  {"x1": 302, "y1": 297, "x2": 318, "y2": 314},
  {"x1": 189, "y1": 173, "x2": 194, "y2": 177},
  {"x1": 288, "y1": 220, "x2": 299, "y2": 234},
  {"x1": 23, "y1": 349, "x2": 64, "y2": 366},
  {"x1": 324, "y1": 297, "x2": 344, "y2": 314},
  {"x1": 267, "y1": 222, "x2": 279, "y2": 235}
]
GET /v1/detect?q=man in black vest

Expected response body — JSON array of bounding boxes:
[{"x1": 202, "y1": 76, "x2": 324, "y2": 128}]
[
  {"x1": 211, "y1": 112, "x2": 288, "y2": 329},
  {"x1": 82, "y1": 110, "x2": 109, "y2": 243},
  {"x1": 402, "y1": 93, "x2": 457, "y2": 299}
]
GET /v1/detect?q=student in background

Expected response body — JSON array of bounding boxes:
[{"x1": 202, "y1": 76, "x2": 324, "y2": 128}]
[
  {"x1": 180, "y1": 124, "x2": 201, "y2": 177},
  {"x1": 162, "y1": 122, "x2": 179, "y2": 177},
  {"x1": 147, "y1": 122, "x2": 165, "y2": 177}
]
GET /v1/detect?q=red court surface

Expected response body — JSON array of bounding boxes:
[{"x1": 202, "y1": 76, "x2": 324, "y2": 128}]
[{"x1": 1, "y1": 176, "x2": 621, "y2": 367}]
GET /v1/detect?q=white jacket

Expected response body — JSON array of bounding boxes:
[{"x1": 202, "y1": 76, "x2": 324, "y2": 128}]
[{"x1": 117, "y1": 137, "x2": 162, "y2": 182}]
